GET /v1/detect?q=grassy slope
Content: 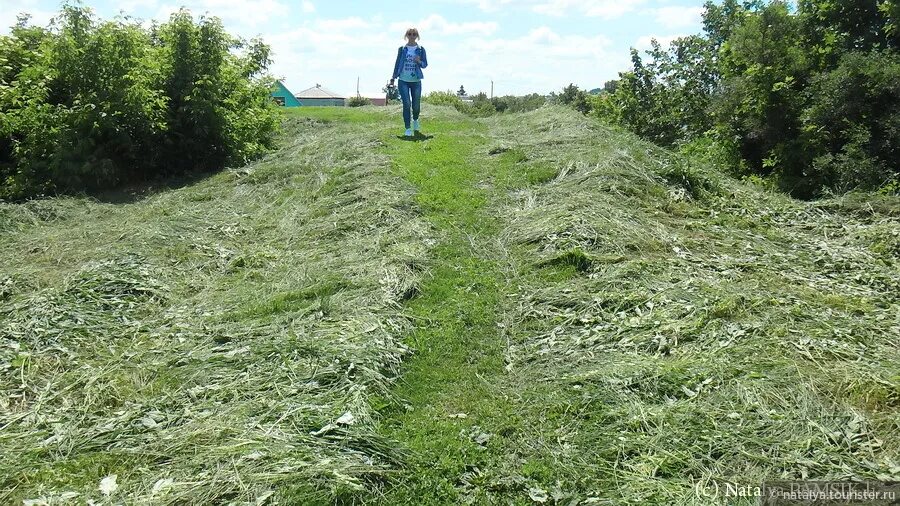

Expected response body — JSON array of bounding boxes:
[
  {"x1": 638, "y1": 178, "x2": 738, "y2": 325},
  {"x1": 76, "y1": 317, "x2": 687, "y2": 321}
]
[
  {"x1": 1, "y1": 110, "x2": 431, "y2": 504},
  {"x1": 367, "y1": 104, "x2": 899, "y2": 504},
  {"x1": 1, "y1": 104, "x2": 898, "y2": 505},
  {"x1": 472, "y1": 108, "x2": 900, "y2": 504}
]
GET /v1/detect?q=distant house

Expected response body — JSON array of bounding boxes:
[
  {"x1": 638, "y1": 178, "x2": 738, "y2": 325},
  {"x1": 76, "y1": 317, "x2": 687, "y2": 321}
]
[
  {"x1": 294, "y1": 84, "x2": 345, "y2": 106},
  {"x1": 271, "y1": 80, "x2": 302, "y2": 107}
]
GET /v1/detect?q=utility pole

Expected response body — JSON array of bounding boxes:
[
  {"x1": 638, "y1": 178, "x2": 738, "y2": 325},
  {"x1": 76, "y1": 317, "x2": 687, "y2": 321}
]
[
  {"x1": 357, "y1": 76, "x2": 360, "y2": 97},
  {"x1": 490, "y1": 80, "x2": 493, "y2": 99}
]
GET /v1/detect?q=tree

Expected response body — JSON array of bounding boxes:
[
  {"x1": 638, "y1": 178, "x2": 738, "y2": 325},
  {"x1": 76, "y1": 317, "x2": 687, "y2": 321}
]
[
  {"x1": 489, "y1": 93, "x2": 546, "y2": 113},
  {"x1": 800, "y1": 0, "x2": 894, "y2": 70},
  {"x1": 600, "y1": 46, "x2": 684, "y2": 145},
  {"x1": 559, "y1": 83, "x2": 578, "y2": 104},
  {"x1": 0, "y1": 5, "x2": 278, "y2": 199},
  {"x1": 559, "y1": 83, "x2": 591, "y2": 114},
  {"x1": 702, "y1": 0, "x2": 759, "y2": 50},
  {"x1": 714, "y1": 1, "x2": 810, "y2": 181},
  {"x1": 602, "y1": 80, "x2": 619, "y2": 94},
  {"x1": 457, "y1": 85, "x2": 466, "y2": 96},
  {"x1": 802, "y1": 50, "x2": 900, "y2": 194},
  {"x1": 883, "y1": 0, "x2": 900, "y2": 47},
  {"x1": 595, "y1": 0, "x2": 900, "y2": 197}
]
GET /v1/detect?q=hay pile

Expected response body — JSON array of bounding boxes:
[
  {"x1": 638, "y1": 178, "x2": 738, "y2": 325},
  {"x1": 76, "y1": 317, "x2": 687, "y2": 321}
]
[
  {"x1": 0, "y1": 115, "x2": 431, "y2": 503},
  {"x1": 484, "y1": 106, "x2": 900, "y2": 502}
]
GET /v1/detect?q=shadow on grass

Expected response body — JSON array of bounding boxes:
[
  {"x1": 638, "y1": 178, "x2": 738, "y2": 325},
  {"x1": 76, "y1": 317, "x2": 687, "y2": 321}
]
[
  {"x1": 396, "y1": 132, "x2": 435, "y2": 142},
  {"x1": 85, "y1": 169, "x2": 219, "y2": 204}
]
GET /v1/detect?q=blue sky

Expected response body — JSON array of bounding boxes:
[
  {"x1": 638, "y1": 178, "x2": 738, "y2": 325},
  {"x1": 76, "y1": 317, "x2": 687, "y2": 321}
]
[{"x1": 2, "y1": 0, "x2": 707, "y2": 97}]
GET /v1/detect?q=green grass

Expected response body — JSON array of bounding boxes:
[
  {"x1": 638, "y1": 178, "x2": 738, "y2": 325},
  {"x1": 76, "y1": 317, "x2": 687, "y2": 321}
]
[
  {"x1": 367, "y1": 112, "x2": 523, "y2": 504},
  {"x1": 0, "y1": 107, "x2": 431, "y2": 504},
  {"x1": 1, "y1": 104, "x2": 898, "y2": 505},
  {"x1": 477, "y1": 107, "x2": 900, "y2": 503}
]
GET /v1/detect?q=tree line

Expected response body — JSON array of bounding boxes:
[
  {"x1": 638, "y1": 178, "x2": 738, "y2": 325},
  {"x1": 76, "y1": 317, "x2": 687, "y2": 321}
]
[
  {"x1": 422, "y1": 90, "x2": 548, "y2": 117},
  {"x1": 0, "y1": 5, "x2": 279, "y2": 200},
  {"x1": 562, "y1": 0, "x2": 900, "y2": 198}
]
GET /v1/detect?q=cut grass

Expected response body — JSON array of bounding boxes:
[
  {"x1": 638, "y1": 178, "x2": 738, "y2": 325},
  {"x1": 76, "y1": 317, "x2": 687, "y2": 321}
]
[
  {"x1": 485, "y1": 106, "x2": 900, "y2": 503},
  {"x1": 0, "y1": 103, "x2": 897, "y2": 505},
  {"x1": 366, "y1": 111, "x2": 522, "y2": 504},
  {"x1": 366, "y1": 104, "x2": 899, "y2": 504},
  {"x1": 0, "y1": 108, "x2": 432, "y2": 504}
]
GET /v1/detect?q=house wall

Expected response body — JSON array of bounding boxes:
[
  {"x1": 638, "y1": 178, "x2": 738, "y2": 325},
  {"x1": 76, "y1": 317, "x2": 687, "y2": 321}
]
[
  {"x1": 295, "y1": 98, "x2": 345, "y2": 106},
  {"x1": 271, "y1": 82, "x2": 302, "y2": 107}
]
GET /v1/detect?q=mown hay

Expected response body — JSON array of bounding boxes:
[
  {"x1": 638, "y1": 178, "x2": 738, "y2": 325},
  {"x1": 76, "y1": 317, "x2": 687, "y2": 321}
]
[
  {"x1": 482, "y1": 105, "x2": 900, "y2": 502},
  {"x1": 0, "y1": 115, "x2": 431, "y2": 503}
]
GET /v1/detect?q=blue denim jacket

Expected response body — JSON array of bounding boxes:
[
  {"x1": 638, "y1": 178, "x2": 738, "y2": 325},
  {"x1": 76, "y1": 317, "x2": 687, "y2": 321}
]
[{"x1": 392, "y1": 45, "x2": 428, "y2": 80}]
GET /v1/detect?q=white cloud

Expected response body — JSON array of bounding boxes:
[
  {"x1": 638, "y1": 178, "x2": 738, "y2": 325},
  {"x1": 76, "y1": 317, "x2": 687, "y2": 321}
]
[
  {"x1": 389, "y1": 14, "x2": 498, "y2": 37},
  {"x1": 458, "y1": 0, "x2": 647, "y2": 19},
  {"x1": 150, "y1": 0, "x2": 288, "y2": 31},
  {"x1": 1, "y1": 0, "x2": 685, "y2": 96},
  {"x1": 0, "y1": 1, "x2": 56, "y2": 33},
  {"x1": 3, "y1": 0, "x2": 290, "y2": 31},
  {"x1": 266, "y1": 17, "x2": 619, "y2": 98},
  {"x1": 533, "y1": 0, "x2": 647, "y2": 19},
  {"x1": 317, "y1": 17, "x2": 372, "y2": 31},
  {"x1": 116, "y1": 0, "x2": 162, "y2": 11},
  {"x1": 459, "y1": 0, "x2": 525, "y2": 12},
  {"x1": 265, "y1": 17, "x2": 399, "y2": 96},
  {"x1": 652, "y1": 5, "x2": 704, "y2": 29},
  {"x1": 427, "y1": 27, "x2": 617, "y2": 96},
  {"x1": 525, "y1": 26, "x2": 561, "y2": 44}
]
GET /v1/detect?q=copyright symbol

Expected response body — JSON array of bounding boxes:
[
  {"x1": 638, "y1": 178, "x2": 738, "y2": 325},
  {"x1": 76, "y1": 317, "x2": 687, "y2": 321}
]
[{"x1": 695, "y1": 479, "x2": 720, "y2": 500}]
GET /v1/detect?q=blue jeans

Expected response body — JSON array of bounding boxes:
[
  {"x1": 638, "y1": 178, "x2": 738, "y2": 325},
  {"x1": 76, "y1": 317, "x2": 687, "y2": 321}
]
[{"x1": 398, "y1": 80, "x2": 421, "y2": 129}]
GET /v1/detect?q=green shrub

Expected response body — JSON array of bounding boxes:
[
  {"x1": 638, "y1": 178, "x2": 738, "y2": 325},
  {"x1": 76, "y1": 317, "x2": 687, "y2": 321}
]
[
  {"x1": 423, "y1": 90, "x2": 462, "y2": 107},
  {"x1": 678, "y1": 135, "x2": 744, "y2": 178},
  {"x1": 423, "y1": 90, "x2": 498, "y2": 117},
  {"x1": 347, "y1": 96, "x2": 371, "y2": 107},
  {"x1": 801, "y1": 50, "x2": 900, "y2": 195},
  {"x1": 0, "y1": 6, "x2": 278, "y2": 200},
  {"x1": 558, "y1": 83, "x2": 591, "y2": 114},
  {"x1": 594, "y1": 0, "x2": 900, "y2": 198},
  {"x1": 462, "y1": 92, "x2": 498, "y2": 117},
  {"x1": 422, "y1": 91, "x2": 545, "y2": 117},
  {"x1": 490, "y1": 93, "x2": 546, "y2": 113}
]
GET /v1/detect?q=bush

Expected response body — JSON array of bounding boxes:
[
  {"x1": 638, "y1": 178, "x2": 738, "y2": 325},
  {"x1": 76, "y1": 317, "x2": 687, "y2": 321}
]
[
  {"x1": 463, "y1": 92, "x2": 497, "y2": 117},
  {"x1": 678, "y1": 135, "x2": 744, "y2": 178},
  {"x1": 484, "y1": 94, "x2": 546, "y2": 114},
  {"x1": 0, "y1": 6, "x2": 278, "y2": 200},
  {"x1": 422, "y1": 90, "x2": 546, "y2": 117},
  {"x1": 801, "y1": 50, "x2": 900, "y2": 195},
  {"x1": 423, "y1": 90, "x2": 462, "y2": 107},
  {"x1": 347, "y1": 96, "x2": 371, "y2": 107},
  {"x1": 558, "y1": 83, "x2": 591, "y2": 114},
  {"x1": 422, "y1": 90, "x2": 496, "y2": 117}
]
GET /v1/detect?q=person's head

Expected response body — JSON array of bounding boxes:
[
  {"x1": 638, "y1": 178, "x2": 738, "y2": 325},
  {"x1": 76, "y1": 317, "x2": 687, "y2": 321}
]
[{"x1": 404, "y1": 28, "x2": 419, "y2": 45}]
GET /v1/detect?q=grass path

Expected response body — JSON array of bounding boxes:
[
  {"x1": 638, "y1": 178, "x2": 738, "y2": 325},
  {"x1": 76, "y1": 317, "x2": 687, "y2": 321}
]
[
  {"x1": 294, "y1": 107, "x2": 593, "y2": 504},
  {"x1": 362, "y1": 110, "x2": 585, "y2": 505},
  {"x1": 372, "y1": 115, "x2": 520, "y2": 504},
  {"x1": 304, "y1": 106, "x2": 900, "y2": 505}
]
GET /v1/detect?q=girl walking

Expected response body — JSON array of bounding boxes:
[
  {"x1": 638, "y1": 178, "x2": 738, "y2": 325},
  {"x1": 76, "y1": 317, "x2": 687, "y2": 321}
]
[{"x1": 390, "y1": 28, "x2": 428, "y2": 137}]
